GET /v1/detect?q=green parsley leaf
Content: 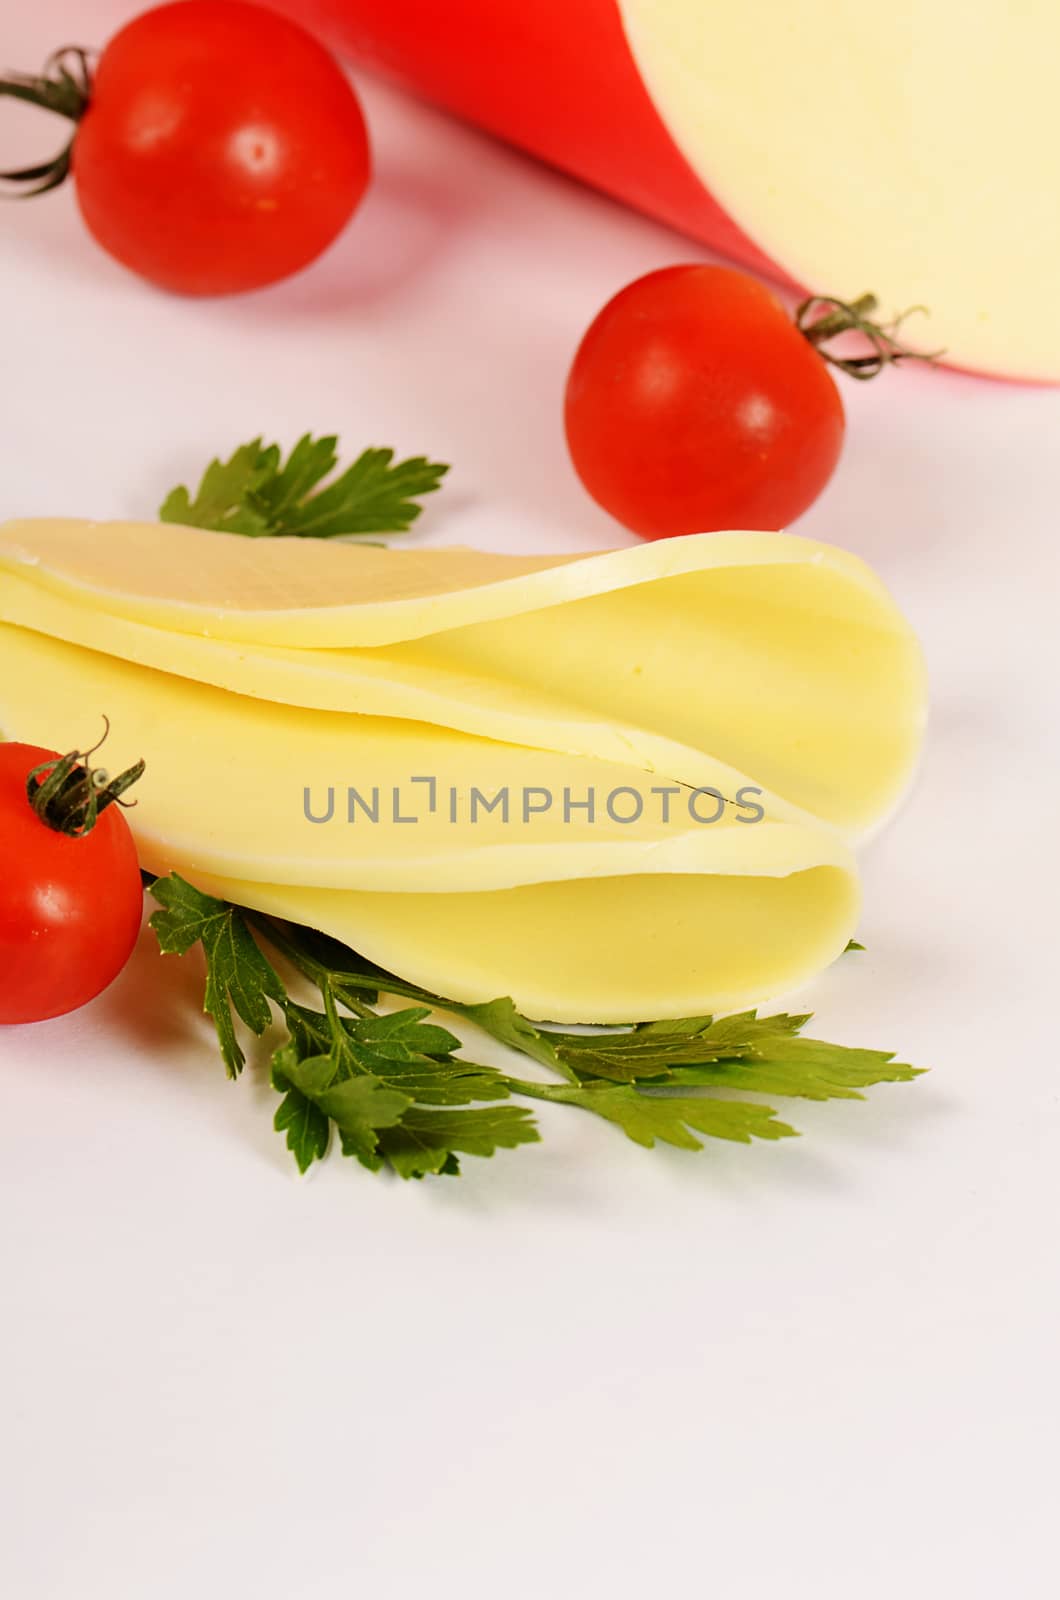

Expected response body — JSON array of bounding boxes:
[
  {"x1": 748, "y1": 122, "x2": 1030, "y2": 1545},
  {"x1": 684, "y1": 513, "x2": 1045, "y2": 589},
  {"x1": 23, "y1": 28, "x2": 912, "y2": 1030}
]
[
  {"x1": 257, "y1": 924, "x2": 570, "y2": 1078},
  {"x1": 323, "y1": 1004, "x2": 515, "y2": 1107},
  {"x1": 160, "y1": 433, "x2": 449, "y2": 539},
  {"x1": 312, "y1": 1073, "x2": 413, "y2": 1169},
  {"x1": 634, "y1": 1010, "x2": 810, "y2": 1046},
  {"x1": 538, "y1": 1010, "x2": 812, "y2": 1083},
  {"x1": 149, "y1": 873, "x2": 284, "y2": 1078},
  {"x1": 158, "y1": 439, "x2": 275, "y2": 536},
  {"x1": 147, "y1": 876, "x2": 924, "y2": 1184},
  {"x1": 271, "y1": 1040, "x2": 412, "y2": 1165},
  {"x1": 377, "y1": 1106, "x2": 541, "y2": 1180},
  {"x1": 457, "y1": 996, "x2": 567, "y2": 1074},
  {"x1": 271, "y1": 1069, "x2": 331, "y2": 1174},
  {"x1": 535, "y1": 1083, "x2": 797, "y2": 1149},
  {"x1": 350, "y1": 1007, "x2": 463, "y2": 1062},
  {"x1": 362, "y1": 1050, "x2": 513, "y2": 1108},
  {"x1": 660, "y1": 1036, "x2": 923, "y2": 1100},
  {"x1": 293, "y1": 1003, "x2": 513, "y2": 1108}
]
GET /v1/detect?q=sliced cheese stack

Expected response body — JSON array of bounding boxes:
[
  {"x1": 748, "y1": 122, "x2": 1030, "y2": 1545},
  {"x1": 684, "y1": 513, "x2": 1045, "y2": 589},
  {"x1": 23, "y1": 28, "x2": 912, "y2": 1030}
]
[{"x1": 0, "y1": 518, "x2": 926, "y2": 1021}]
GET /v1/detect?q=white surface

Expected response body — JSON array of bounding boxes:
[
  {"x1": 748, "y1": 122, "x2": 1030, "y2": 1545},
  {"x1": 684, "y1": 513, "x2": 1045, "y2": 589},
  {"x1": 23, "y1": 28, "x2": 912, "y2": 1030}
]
[{"x1": 2, "y1": 6, "x2": 1059, "y2": 1597}]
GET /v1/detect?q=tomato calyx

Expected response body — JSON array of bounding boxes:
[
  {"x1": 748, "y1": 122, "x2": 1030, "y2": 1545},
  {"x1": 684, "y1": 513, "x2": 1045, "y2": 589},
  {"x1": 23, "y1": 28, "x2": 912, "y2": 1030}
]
[
  {"x1": 26, "y1": 718, "x2": 145, "y2": 839},
  {"x1": 796, "y1": 293, "x2": 944, "y2": 380},
  {"x1": 0, "y1": 47, "x2": 95, "y2": 197}
]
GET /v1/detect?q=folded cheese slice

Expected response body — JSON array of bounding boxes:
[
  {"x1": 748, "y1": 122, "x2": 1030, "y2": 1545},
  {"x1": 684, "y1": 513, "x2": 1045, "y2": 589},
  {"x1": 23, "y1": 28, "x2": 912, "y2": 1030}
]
[
  {"x1": 187, "y1": 868, "x2": 860, "y2": 1025},
  {"x1": 0, "y1": 518, "x2": 926, "y2": 837},
  {"x1": 0, "y1": 622, "x2": 859, "y2": 1021}
]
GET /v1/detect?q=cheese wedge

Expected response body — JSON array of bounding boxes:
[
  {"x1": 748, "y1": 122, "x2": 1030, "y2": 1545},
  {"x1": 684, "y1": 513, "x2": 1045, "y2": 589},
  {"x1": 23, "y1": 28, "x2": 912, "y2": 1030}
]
[
  {"x1": 271, "y1": 0, "x2": 1060, "y2": 380},
  {"x1": 619, "y1": 0, "x2": 1060, "y2": 381},
  {"x1": 0, "y1": 519, "x2": 926, "y2": 837},
  {"x1": 0, "y1": 622, "x2": 859, "y2": 1021}
]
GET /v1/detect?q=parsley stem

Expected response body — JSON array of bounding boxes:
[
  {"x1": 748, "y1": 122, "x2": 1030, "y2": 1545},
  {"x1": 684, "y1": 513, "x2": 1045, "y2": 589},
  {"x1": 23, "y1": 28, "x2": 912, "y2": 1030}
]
[
  {"x1": 494, "y1": 1076, "x2": 576, "y2": 1103},
  {"x1": 245, "y1": 913, "x2": 330, "y2": 986}
]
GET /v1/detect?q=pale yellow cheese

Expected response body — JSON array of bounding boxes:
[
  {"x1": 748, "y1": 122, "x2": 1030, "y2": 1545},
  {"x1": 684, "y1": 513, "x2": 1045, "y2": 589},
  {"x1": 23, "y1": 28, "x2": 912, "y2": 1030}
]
[
  {"x1": 619, "y1": 0, "x2": 1060, "y2": 380},
  {"x1": 188, "y1": 868, "x2": 860, "y2": 1024},
  {"x1": 0, "y1": 624, "x2": 846, "y2": 890},
  {"x1": 0, "y1": 622, "x2": 859, "y2": 1021},
  {"x1": 0, "y1": 518, "x2": 926, "y2": 1020},
  {"x1": 0, "y1": 517, "x2": 913, "y2": 643},
  {"x1": 0, "y1": 570, "x2": 824, "y2": 834},
  {"x1": 0, "y1": 519, "x2": 927, "y2": 836}
]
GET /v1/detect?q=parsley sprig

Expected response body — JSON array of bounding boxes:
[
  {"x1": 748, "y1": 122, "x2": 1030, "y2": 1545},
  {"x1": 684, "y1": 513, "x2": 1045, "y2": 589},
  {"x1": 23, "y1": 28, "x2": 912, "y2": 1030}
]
[
  {"x1": 160, "y1": 433, "x2": 449, "y2": 538},
  {"x1": 149, "y1": 874, "x2": 923, "y2": 1181}
]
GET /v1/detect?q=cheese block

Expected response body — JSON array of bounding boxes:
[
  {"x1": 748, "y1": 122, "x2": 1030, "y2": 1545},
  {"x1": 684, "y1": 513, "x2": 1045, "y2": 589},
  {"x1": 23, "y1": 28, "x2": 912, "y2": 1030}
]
[
  {"x1": 0, "y1": 519, "x2": 927, "y2": 837},
  {"x1": 274, "y1": 0, "x2": 1060, "y2": 381},
  {"x1": 0, "y1": 623, "x2": 859, "y2": 1021}
]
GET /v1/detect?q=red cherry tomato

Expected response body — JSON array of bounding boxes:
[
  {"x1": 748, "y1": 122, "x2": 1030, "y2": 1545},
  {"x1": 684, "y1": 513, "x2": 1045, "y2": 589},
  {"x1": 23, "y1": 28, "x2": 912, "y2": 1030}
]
[
  {"x1": 564, "y1": 265, "x2": 845, "y2": 538},
  {"x1": 70, "y1": 0, "x2": 371, "y2": 294},
  {"x1": 0, "y1": 744, "x2": 144, "y2": 1024}
]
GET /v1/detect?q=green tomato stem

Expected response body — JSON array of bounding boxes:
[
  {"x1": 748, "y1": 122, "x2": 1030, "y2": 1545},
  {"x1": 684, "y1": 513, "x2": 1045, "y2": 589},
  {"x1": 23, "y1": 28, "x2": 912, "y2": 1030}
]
[
  {"x1": 796, "y1": 292, "x2": 944, "y2": 378},
  {"x1": 0, "y1": 46, "x2": 94, "y2": 197},
  {"x1": 27, "y1": 717, "x2": 144, "y2": 837}
]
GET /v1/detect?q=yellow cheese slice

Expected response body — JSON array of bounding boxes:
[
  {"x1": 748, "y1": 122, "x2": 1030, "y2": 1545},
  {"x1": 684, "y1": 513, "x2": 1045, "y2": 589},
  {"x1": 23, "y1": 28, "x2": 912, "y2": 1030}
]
[
  {"x1": 187, "y1": 868, "x2": 860, "y2": 1024},
  {"x1": 0, "y1": 518, "x2": 927, "y2": 836},
  {"x1": 0, "y1": 623, "x2": 859, "y2": 1021},
  {"x1": 0, "y1": 568, "x2": 834, "y2": 838},
  {"x1": 0, "y1": 623, "x2": 844, "y2": 889}
]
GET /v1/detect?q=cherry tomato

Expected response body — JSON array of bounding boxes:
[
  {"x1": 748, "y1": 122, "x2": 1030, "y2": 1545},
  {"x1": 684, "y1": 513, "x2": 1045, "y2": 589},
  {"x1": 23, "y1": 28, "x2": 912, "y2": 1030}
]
[
  {"x1": 0, "y1": 744, "x2": 144, "y2": 1025},
  {"x1": 564, "y1": 265, "x2": 845, "y2": 538},
  {"x1": 70, "y1": 1, "x2": 371, "y2": 295}
]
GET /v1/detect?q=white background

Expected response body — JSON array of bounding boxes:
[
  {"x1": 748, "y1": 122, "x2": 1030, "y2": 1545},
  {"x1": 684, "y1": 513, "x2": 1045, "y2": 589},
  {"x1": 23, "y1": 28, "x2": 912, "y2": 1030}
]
[{"x1": 2, "y1": 4, "x2": 1059, "y2": 1596}]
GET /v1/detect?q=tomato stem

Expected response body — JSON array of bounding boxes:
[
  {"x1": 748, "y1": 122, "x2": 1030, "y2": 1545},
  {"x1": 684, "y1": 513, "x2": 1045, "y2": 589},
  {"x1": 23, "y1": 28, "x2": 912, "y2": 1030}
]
[
  {"x1": 796, "y1": 293, "x2": 944, "y2": 379},
  {"x1": 0, "y1": 46, "x2": 94, "y2": 197},
  {"x1": 27, "y1": 718, "x2": 145, "y2": 838}
]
